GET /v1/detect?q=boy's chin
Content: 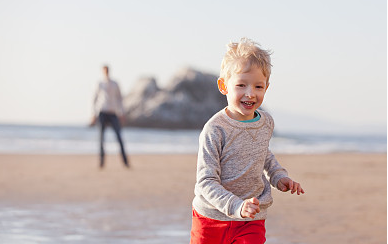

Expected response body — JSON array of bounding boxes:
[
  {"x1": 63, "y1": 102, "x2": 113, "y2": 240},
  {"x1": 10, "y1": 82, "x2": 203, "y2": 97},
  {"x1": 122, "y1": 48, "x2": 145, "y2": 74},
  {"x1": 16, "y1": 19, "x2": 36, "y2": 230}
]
[
  {"x1": 237, "y1": 111, "x2": 256, "y2": 120},
  {"x1": 240, "y1": 107, "x2": 257, "y2": 114},
  {"x1": 227, "y1": 107, "x2": 257, "y2": 120}
]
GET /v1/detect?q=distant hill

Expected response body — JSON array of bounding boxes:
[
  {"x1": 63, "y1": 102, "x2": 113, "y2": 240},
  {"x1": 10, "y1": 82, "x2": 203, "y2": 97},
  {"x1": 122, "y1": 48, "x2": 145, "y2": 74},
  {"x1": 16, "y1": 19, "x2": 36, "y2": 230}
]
[{"x1": 123, "y1": 67, "x2": 227, "y2": 129}]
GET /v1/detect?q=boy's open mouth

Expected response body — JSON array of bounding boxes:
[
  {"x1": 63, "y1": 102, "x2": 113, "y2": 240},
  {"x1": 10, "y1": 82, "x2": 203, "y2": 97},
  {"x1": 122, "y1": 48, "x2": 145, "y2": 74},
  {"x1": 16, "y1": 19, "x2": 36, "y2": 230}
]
[
  {"x1": 241, "y1": 101, "x2": 255, "y2": 109},
  {"x1": 241, "y1": 101, "x2": 255, "y2": 106}
]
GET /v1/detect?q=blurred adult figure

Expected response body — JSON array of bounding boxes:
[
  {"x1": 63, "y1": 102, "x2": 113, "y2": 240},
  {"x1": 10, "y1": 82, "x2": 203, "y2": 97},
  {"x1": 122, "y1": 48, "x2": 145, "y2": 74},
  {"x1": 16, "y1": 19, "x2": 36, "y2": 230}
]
[{"x1": 91, "y1": 65, "x2": 129, "y2": 168}]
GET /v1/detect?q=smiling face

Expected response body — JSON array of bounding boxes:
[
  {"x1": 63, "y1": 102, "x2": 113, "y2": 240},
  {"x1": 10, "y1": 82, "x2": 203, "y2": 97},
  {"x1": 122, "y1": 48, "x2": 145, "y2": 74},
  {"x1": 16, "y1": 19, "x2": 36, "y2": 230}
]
[{"x1": 218, "y1": 65, "x2": 269, "y2": 121}]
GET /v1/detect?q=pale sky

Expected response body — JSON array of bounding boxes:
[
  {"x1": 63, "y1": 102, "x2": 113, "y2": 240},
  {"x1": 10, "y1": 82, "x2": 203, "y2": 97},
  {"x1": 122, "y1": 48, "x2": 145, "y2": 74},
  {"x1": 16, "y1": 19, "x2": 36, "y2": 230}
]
[{"x1": 0, "y1": 0, "x2": 386, "y2": 134}]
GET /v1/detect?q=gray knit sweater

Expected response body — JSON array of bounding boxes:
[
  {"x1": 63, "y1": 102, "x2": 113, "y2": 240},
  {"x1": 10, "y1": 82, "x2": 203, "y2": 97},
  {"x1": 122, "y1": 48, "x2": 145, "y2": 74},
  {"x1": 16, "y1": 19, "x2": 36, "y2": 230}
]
[{"x1": 192, "y1": 108, "x2": 288, "y2": 221}]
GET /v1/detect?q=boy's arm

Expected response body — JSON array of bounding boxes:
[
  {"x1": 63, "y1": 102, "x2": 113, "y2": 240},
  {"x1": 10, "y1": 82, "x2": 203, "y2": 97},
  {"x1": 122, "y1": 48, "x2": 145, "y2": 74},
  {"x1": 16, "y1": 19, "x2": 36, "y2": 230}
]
[
  {"x1": 264, "y1": 149, "x2": 288, "y2": 190},
  {"x1": 195, "y1": 128, "x2": 244, "y2": 219},
  {"x1": 264, "y1": 113, "x2": 304, "y2": 194},
  {"x1": 264, "y1": 149, "x2": 305, "y2": 194}
]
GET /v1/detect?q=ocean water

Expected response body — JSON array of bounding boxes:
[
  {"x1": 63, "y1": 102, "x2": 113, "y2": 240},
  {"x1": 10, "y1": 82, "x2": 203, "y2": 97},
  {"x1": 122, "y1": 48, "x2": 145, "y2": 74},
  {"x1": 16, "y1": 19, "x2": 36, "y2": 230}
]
[{"x1": 0, "y1": 124, "x2": 385, "y2": 154}]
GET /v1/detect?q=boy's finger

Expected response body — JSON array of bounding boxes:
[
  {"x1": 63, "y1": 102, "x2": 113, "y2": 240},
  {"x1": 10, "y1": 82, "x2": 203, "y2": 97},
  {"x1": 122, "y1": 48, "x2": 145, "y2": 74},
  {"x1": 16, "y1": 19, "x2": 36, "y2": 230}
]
[
  {"x1": 249, "y1": 209, "x2": 257, "y2": 219},
  {"x1": 248, "y1": 205, "x2": 258, "y2": 213},
  {"x1": 297, "y1": 185, "x2": 302, "y2": 195},
  {"x1": 281, "y1": 185, "x2": 287, "y2": 192},
  {"x1": 291, "y1": 182, "x2": 298, "y2": 194},
  {"x1": 249, "y1": 197, "x2": 260, "y2": 205},
  {"x1": 288, "y1": 180, "x2": 294, "y2": 191},
  {"x1": 298, "y1": 184, "x2": 304, "y2": 195},
  {"x1": 245, "y1": 208, "x2": 256, "y2": 218},
  {"x1": 278, "y1": 182, "x2": 287, "y2": 192}
]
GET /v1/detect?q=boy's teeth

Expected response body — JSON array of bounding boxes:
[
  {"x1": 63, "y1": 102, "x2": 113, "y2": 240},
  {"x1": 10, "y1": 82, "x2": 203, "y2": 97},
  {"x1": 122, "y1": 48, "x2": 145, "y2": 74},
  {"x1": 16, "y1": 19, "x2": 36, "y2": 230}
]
[{"x1": 243, "y1": 102, "x2": 253, "y2": 105}]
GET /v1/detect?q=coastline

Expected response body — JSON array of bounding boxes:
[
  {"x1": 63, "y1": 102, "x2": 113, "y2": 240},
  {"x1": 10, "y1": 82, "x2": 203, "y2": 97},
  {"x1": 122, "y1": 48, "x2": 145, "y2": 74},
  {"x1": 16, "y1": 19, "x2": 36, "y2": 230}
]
[{"x1": 0, "y1": 153, "x2": 386, "y2": 244}]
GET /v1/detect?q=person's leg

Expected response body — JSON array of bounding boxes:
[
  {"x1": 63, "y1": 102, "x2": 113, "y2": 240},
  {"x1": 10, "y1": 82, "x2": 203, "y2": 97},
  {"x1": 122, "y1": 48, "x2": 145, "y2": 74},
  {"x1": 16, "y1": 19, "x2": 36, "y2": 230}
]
[
  {"x1": 231, "y1": 220, "x2": 266, "y2": 244},
  {"x1": 98, "y1": 113, "x2": 107, "y2": 168},
  {"x1": 190, "y1": 208, "x2": 230, "y2": 244},
  {"x1": 110, "y1": 114, "x2": 129, "y2": 167}
]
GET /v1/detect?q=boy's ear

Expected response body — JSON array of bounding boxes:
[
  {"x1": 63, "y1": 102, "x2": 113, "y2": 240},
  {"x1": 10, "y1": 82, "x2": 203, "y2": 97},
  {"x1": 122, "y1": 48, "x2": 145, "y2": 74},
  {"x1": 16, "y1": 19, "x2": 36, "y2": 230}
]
[
  {"x1": 217, "y1": 78, "x2": 228, "y2": 95},
  {"x1": 265, "y1": 82, "x2": 270, "y2": 92}
]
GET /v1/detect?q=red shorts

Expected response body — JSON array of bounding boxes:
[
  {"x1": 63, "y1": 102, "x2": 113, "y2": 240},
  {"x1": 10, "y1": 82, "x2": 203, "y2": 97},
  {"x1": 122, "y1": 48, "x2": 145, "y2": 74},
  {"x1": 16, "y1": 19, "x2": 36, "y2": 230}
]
[{"x1": 190, "y1": 208, "x2": 266, "y2": 244}]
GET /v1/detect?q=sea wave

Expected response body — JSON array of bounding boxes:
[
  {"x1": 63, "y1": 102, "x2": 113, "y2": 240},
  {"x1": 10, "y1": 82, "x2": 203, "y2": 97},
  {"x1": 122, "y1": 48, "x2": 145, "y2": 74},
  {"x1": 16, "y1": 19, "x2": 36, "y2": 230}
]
[{"x1": 0, "y1": 124, "x2": 385, "y2": 154}]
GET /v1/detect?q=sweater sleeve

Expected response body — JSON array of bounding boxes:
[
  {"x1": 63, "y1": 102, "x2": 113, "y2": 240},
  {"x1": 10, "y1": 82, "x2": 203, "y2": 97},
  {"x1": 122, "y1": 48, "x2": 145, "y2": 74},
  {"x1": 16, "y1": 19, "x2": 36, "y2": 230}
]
[
  {"x1": 264, "y1": 149, "x2": 288, "y2": 190},
  {"x1": 195, "y1": 126, "x2": 245, "y2": 219}
]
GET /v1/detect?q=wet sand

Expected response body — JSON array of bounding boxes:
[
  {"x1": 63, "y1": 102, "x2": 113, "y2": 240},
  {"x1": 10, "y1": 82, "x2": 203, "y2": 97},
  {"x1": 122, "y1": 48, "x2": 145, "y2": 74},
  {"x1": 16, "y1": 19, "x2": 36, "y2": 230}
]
[{"x1": 0, "y1": 153, "x2": 386, "y2": 244}]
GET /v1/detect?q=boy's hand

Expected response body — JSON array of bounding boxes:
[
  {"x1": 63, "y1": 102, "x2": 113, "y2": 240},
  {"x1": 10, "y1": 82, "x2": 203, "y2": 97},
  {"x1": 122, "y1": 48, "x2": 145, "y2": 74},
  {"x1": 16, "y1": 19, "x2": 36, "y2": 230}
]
[
  {"x1": 241, "y1": 197, "x2": 260, "y2": 219},
  {"x1": 277, "y1": 177, "x2": 305, "y2": 195}
]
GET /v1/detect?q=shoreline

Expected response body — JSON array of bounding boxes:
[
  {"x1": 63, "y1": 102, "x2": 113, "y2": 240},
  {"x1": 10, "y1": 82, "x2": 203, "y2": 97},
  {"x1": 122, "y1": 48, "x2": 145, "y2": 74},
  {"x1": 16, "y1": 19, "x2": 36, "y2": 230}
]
[
  {"x1": 0, "y1": 153, "x2": 386, "y2": 244},
  {"x1": 0, "y1": 151, "x2": 386, "y2": 156}
]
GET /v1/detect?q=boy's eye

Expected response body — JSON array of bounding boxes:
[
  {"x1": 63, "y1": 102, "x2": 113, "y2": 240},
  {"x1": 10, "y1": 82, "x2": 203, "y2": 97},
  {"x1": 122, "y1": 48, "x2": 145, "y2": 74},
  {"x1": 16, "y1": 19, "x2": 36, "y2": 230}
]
[
  {"x1": 256, "y1": 86, "x2": 264, "y2": 89},
  {"x1": 237, "y1": 84, "x2": 245, "y2": 87}
]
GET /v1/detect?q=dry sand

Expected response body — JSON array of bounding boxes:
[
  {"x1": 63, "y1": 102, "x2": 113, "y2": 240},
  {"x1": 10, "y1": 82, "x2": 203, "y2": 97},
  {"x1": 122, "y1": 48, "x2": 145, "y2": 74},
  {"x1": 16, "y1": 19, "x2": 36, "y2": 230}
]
[{"x1": 0, "y1": 153, "x2": 386, "y2": 244}]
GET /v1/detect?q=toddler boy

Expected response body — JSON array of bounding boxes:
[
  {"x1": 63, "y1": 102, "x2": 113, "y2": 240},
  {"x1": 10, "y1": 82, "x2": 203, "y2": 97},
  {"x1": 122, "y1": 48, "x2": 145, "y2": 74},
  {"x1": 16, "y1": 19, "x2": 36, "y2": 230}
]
[{"x1": 190, "y1": 38, "x2": 304, "y2": 244}]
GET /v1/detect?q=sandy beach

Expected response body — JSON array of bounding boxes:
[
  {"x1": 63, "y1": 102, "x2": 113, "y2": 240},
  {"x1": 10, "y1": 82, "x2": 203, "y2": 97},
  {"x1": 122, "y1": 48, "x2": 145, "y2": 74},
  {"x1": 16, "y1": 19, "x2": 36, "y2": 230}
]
[{"x1": 0, "y1": 153, "x2": 386, "y2": 244}]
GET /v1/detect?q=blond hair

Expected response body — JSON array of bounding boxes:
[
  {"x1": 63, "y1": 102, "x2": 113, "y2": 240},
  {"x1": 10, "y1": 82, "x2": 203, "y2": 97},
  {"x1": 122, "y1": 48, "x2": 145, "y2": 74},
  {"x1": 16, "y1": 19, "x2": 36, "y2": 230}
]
[{"x1": 220, "y1": 38, "x2": 272, "y2": 83}]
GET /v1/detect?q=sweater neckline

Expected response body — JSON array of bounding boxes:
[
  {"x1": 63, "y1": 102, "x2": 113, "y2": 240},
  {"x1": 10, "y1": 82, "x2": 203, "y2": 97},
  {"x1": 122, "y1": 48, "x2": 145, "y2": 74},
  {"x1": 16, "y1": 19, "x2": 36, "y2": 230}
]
[{"x1": 220, "y1": 107, "x2": 266, "y2": 129}]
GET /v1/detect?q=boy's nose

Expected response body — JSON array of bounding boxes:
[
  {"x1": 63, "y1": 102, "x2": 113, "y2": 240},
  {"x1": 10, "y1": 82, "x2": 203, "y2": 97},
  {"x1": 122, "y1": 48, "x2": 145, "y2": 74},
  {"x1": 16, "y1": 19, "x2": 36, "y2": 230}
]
[{"x1": 245, "y1": 88, "x2": 255, "y2": 98}]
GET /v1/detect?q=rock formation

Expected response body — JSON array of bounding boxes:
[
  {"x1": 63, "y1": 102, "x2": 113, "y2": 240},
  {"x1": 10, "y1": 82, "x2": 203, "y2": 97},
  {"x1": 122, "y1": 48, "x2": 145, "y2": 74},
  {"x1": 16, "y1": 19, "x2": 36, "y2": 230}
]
[{"x1": 123, "y1": 67, "x2": 227, "y2": 129}]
